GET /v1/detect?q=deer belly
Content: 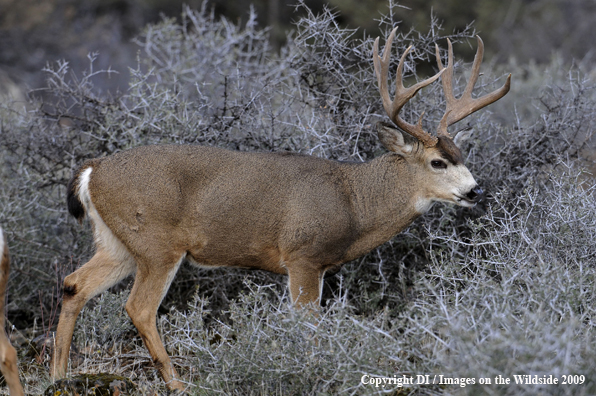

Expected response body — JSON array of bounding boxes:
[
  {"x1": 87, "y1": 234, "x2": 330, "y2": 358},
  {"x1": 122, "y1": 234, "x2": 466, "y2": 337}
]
[{"x1": 186, "y1": 244, "x2": 287, "y2": 275}]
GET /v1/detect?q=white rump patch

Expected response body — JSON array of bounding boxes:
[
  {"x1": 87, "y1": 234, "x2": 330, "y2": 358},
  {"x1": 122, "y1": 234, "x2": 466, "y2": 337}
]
[{"x1": 78, "y1": 167, "x2": 136, "y2": 277}]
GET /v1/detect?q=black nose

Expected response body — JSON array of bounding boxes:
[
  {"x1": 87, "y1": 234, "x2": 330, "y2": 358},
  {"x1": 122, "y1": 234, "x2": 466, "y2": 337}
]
[{"x1": 466, "y1": 186, "x2": 483, "y2": 202}]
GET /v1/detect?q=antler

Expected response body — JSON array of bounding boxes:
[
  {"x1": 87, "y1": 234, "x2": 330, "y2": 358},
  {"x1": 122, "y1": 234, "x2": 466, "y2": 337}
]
[
  {"x1": 373, "y1": 27, "x2": 444, "y2": 147},
  {"x1": 435, "y1": 36, "x2": 511, "y2": 137}
]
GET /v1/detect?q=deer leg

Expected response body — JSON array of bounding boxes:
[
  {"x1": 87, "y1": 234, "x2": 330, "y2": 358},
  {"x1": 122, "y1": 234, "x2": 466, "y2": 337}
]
[
  {"x1": 125, "y1": 254, "x2": 185, "y2": 391},
  {"x1": 52, "y1": 248, "x2": 135, "y2": 379},
  {"x1": 287, "y1": 264, "x2": 325, "y2": 308},
  {"x1": 0, "y1": 332, "x2": 24, "y2": 396}
]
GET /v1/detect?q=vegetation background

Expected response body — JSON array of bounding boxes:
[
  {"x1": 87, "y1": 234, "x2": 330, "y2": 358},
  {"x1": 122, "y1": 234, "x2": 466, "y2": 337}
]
[{"x1": 0, "y1": 0, "x2": 595, "y2": 394}]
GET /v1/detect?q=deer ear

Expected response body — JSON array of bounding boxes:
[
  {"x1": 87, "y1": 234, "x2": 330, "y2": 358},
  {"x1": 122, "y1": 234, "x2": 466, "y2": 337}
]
[
  {"x1": 377, "y1": 122, "x2": 413, "y2": 155},
  {"x1": 453, "y1": 129, "x2": 473, "y2": 147}
]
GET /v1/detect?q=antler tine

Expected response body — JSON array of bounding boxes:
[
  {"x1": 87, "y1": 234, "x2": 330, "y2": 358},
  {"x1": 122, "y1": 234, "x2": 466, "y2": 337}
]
[
  {"x1": 435, "y1": 39, "x2": 455, "y2": 106},
  {"x1": 374, "y1": 27, "x2": 444, "y2": 147},
  {"x1": 436, "y1": 36, "x2": 512, "y2": 137}
]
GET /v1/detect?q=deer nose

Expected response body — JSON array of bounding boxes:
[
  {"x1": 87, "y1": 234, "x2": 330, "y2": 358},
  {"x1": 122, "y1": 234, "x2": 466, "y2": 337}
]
[{"x1": 466, "y1": 186, "x2": 483, "y2": 202}]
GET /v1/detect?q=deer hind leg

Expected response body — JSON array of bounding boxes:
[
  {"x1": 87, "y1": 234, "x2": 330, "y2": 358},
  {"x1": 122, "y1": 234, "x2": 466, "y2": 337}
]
[
  {"x1": 52, "y1": 248, "x2": 136, "y2": 379},
  {"x1": 286, "y1": 263, "x2": 325, "y2": 308},
  {"x1": 125, "y1": 252, "x2": 185, "y2": 391}
]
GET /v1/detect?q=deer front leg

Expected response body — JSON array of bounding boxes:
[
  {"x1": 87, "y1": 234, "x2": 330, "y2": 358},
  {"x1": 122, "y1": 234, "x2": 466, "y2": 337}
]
[{"x1": 286, "y1": 264, "x2": 325, "y2": 308}]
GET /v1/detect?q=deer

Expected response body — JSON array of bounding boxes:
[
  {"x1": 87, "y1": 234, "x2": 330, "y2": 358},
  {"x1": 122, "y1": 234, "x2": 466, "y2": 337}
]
[
  {"x1": 51, "y1": 28, "x2": 510, "y2": 390},
  {"x1": 0, "y1": 227, "x2": 25, "y2": 396}
]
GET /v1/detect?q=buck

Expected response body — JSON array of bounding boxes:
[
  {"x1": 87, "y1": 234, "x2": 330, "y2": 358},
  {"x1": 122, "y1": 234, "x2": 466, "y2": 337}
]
[
  {"x1": 0, "y1": 227, "x2": 25, "y2": 396},
  {"x1": 52, "y1": 28, "x2": 510, "y2": 390}
]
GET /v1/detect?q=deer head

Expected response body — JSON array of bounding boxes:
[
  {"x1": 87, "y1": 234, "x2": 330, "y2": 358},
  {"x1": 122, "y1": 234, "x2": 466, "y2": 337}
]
[{"x1": 373, "y1": 28, "x2": 511, "y2": 211}]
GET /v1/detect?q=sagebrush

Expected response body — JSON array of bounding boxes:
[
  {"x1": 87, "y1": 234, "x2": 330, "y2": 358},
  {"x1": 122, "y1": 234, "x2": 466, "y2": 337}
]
[{"x1": 0, "y1": 2, "x2": 595, "y2": 394}]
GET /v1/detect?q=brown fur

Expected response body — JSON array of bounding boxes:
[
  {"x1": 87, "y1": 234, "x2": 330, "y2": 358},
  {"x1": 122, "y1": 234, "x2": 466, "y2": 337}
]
[
  {"x1": 437, "y1": 136, "x2": 464, "y2": 165},
  {"x1": 0, "y1": 227, "x2": 24, "y2": 396}
]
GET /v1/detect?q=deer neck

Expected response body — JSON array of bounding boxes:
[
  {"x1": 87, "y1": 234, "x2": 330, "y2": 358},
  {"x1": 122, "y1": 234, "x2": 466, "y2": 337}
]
[{"x1": 340, "y1": 154, "x2": 423, "y2": 261}]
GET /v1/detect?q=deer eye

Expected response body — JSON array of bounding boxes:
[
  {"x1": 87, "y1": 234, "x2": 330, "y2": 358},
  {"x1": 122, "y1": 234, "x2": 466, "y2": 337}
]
[{"x1": 431, "y1": 160, "x2": 447, "y2": 169}]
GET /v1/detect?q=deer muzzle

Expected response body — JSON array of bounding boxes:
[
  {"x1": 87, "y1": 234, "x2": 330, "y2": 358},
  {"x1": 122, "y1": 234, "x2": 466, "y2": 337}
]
[{"x1": 465, "y1": 186, "x2": 484, "y2": 203}]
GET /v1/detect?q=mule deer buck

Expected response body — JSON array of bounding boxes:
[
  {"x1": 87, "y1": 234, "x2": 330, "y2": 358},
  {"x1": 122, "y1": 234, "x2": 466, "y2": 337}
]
[
  {"x1": 52, "y1": 28, "x2": 510, "y2": 390},
  {"x1": 0, "y1": 227, "x2": 25, "y2": 396}
]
